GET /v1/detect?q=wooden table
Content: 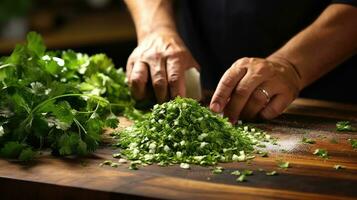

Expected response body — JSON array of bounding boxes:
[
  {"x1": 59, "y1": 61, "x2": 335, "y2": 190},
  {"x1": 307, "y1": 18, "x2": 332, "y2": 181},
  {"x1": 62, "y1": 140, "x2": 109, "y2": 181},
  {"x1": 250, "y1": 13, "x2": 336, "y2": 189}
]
[{"x1": 0, "y1": 98, "x2": 356, "y2": 200}]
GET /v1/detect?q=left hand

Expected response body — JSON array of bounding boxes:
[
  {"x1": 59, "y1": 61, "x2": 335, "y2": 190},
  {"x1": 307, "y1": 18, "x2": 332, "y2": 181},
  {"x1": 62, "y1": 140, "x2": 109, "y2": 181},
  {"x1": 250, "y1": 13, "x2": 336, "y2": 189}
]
[{"x1": 210, "y1": 57, "x2": 302, "y2": 123}]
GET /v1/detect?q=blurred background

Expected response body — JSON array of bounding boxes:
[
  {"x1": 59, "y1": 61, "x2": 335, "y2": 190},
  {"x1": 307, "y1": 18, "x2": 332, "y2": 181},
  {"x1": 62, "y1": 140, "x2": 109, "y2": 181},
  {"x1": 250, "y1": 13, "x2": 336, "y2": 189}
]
[{"x1": 0, "y1": 0, "x2": 136, "y2": 68}]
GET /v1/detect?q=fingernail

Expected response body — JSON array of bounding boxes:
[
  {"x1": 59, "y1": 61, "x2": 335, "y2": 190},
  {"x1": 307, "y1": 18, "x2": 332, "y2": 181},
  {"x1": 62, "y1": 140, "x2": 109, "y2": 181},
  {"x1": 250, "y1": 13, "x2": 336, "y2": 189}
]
[{"x1": 210, "y1": 102, "x2": 221, "y2": 113}]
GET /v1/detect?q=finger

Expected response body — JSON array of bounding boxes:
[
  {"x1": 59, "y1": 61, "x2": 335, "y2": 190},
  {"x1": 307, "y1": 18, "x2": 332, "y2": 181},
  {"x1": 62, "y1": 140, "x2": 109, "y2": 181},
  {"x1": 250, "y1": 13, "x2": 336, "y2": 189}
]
[
  {"x1": 210, "y1": 66, "x2": 247, "y2": 113},
  {"x1": 240, "y1": 82, "x2": 277, "y2": 120},
  {"x1": 223, "y1": 69, "x2": 266, "y2": 123},
  {"x1": 166, "y1": 58, "x2": 185, "y2": 98},
  {"x1": 130, "y1": 61, "x2": 149, "y2": 100},
  {"x1": 259, "y1": 94, "x2": 292, "y2": 120},
  {"x1": 126, "y1": 58, "x2": 134, "y2": 82},
  {"x1": 149, "y1": 58, "x2": 169, "y2": 103}
]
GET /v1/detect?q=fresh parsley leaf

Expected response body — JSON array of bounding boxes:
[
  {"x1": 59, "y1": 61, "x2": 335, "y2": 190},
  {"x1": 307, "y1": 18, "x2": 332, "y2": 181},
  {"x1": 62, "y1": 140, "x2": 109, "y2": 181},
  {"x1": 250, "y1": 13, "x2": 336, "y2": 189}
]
[
  {"x1": 336, "y1": 121, "x2": 356, "y2": 132},
  {"x1": 0, "y1": 32, "x2": 138, "y2": 161}
]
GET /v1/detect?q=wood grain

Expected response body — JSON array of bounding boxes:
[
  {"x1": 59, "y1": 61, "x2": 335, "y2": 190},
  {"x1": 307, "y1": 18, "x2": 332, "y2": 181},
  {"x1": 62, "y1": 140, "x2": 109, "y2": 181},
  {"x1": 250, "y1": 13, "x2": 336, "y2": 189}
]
[{"x1": 0, "y1": 98, "x2": 356, "y2": 200}]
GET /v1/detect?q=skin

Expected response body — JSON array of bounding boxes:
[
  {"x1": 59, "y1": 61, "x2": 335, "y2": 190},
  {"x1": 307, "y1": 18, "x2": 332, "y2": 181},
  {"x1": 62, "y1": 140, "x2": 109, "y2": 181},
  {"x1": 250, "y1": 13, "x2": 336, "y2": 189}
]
[
  {"x1": 125, "y1": 0, "x2": 198, "y2": 103},
  {"x1": 124, "y1": 1, "x2": 357, "y2": 122}
]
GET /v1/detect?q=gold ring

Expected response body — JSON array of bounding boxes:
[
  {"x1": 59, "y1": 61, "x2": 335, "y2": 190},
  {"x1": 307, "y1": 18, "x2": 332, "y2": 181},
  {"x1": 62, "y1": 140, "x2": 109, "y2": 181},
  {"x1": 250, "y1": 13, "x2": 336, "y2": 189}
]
[{"x1": 257, "y1": 88, "x2": 270, "y2": 104}]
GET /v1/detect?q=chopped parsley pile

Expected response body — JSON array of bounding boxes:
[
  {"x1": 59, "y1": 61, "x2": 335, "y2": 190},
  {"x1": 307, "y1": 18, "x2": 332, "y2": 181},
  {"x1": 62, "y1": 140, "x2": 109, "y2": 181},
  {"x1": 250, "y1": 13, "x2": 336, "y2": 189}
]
[
  {"x1": 0, "y1": 32, "x2": 137, "y2": 161},
  {"x1": 113, "y1": 97, "x2": 274, "y2": 169}
]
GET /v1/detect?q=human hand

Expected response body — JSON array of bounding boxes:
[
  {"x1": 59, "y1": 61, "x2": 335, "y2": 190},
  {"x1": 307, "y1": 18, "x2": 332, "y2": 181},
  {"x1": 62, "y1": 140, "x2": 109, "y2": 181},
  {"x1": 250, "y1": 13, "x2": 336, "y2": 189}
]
[
  {"x1": 210, "y1": 57, "x2": 302, "y2": 122},
  {"x1": 126, "y1": 29, "x2": 199, "y2": 103}
]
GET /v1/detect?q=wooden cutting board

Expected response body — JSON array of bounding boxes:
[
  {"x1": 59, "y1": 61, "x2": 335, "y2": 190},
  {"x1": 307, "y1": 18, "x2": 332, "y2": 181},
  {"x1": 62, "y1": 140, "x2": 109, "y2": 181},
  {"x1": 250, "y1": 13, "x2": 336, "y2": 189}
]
[{"x1": 0, "y1": 98, "x2": 356, "y2": 200}]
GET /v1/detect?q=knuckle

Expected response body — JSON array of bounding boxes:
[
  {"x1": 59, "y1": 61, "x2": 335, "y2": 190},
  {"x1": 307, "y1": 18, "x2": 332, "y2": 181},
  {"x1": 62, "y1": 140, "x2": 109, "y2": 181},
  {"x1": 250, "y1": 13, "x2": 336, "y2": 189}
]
[
  {"x1": 152, "y1": 78, "x2": 167, "y2": 88},
  {"x1": 168, "y1": 73, "x2": 180, "y2": 85},
  {"x1": 131, "y1": 76, "x2": 146, "y2": 86},
  {"x1": 235, "y1": 85, "x2": 250, "y2": 97},
  {"x1": 143, "y1": 51, "x2": 163, "y2": 61}
]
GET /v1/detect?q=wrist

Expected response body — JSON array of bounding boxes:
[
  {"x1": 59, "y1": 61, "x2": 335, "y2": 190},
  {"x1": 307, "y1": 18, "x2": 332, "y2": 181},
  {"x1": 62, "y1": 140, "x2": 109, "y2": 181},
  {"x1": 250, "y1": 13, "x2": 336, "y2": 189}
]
[
  {"x1": 136, "y1": 25, "x2": 178, "y2": 44},
  {"x1": 267, "y1": 55, "x2": 304, "y2": 91}
]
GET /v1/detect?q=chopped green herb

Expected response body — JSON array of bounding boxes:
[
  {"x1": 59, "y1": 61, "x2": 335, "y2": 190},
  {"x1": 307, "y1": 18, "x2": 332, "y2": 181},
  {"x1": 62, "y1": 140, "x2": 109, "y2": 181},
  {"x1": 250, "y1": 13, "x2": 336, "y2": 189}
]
[
  {"x1": 266, "y1": 171, "x2": 278, "y2": 176},
  {"x1": 113, "y1": 97, "x2": 273, "y2": 168},
  {"x1": 129, "y1": 160, "x2": 141, "y2": 170},
  {"x1": 313, "y1": 149, "x2": 328, "y2": 158},
  {"x1": 212, "y1": 166, "x2": 224, "y2": 174},
  {"x1": 180, "y1": 163, "x2": 190, "y2": 169},
  {"x1": 301, "y1": 137, "x2": 316, "y2": 144},
  {"x1": 99, "y1": 160, "x2": 113, "y2": 167},
  {"x1": 110, "y1": 162, "x2": 119, "y2": 168},
  {"x1": 242, "y1": 169, "x2": 253, "y2": 175},
  {"x1": 258, "y1": 151, "x2": 269, "y2": 157},
  {"x1": 236, "y1": 174, "x2": 247, "y2": 182},
  {"x1": 231, "y1": 170, "x2": 241, "y2": 176},
  {"x1": 277, "y1": 160, "x2": 290, "y2": 169},
  {"x1": 336, "y1": 121, "x2": 356, "y2": 132},
  {"x1": 333, "y1": 165, "x2": 345, "y2": 170},
  {"x1": 113, "y1": 153, "x2": 121, "y2": 158},
  {"x1": 349, "y1": 139, "x2": 357, "y2": 149}
]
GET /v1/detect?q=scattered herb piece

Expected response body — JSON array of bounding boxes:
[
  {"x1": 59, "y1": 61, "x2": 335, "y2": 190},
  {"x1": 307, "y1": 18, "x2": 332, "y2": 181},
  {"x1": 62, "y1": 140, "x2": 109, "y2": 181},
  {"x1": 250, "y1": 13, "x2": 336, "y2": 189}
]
[
  {"x1": 336, "y1": 121, "x2": 356, "y2": 132},
  {"x1": 266, "y1": 171, "x2": 278, "y2": 176},
  {"x1": 301, "y1": 137, "x2": 316, "y2": 144},
  {"x1": 258, "y1": 151, "x2": 269, "y2": 157},
  {"x1": 236, "y1": 174, "x2": 246, "y2": 182},
  {"x1": 313, "y1": 149, "x2": 328, "y2": 159},
  {"x1": 180, "y1": 163, "x2": 190, "y2": 169},
  {"x1": 212, "y1": 166, "x2": 224, "y2": 174},
  {"x1": 333, "y1": 165, "x2": 345, "y2": 170},
  {"x1": 242, "y1": 169, "x2": 253, "y2": 176},
  {"x1": 129, "y1": 160, "x2": 141, "y2": 170},
  {"x1": 113, "y1": 153, "x2": 121, "y2": 158},
  {"x1": 99, "y1": 160, "x2": 113, "y2": 167},
  {"x1": 231, "y1": 170, "x2": 241, "y2": 176},
  {"x1": 110, "y1": 162, "x2": 119, "y2": 168},
  {"x1": 277, "y1": 160, "x2": 290, "y2": 169},
  {"x1": 348, "y1": 139, "x2": 357, "y2": 149}
]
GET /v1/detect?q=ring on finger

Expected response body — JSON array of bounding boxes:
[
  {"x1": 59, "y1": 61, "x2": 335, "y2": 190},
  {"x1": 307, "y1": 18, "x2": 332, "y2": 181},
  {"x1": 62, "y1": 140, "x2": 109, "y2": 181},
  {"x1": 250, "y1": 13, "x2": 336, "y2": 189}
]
[{"x1": 257, "y1": 88, "x2": 270, "y2": 105}]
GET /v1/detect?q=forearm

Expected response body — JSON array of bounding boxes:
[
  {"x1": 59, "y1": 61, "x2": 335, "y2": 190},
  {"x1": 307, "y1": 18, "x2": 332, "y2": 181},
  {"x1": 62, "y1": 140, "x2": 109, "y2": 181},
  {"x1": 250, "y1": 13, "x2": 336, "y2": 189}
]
[
  {"x1": 268, "y1": 4, "x2": 357, "y2": 89},
  {"x1": 124, "y1": 0, "x2": 177, "y2": 43}
]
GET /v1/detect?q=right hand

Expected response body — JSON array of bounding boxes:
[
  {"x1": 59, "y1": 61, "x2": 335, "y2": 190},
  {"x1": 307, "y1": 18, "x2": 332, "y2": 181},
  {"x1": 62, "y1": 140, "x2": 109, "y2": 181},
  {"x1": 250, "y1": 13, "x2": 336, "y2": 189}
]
[{"x1": 126, "y1": 29, "x2": 199, "y2": 103}]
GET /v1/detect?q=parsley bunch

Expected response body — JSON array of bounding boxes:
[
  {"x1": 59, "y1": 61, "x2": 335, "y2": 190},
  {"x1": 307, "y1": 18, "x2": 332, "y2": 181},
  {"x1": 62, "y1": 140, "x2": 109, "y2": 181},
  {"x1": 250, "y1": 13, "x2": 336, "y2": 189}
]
[
  {"x1": 114, "y1": 97, "x2": 268, "y2": 167},
  {"x1": 0, "y1": 32, "x2": 134, "y2": 161}
]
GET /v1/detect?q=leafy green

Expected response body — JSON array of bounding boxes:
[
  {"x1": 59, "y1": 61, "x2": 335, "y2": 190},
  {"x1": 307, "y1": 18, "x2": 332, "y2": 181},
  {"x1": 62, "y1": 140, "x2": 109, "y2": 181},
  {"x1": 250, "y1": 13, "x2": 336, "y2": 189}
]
[
  {"x1": 0, "y1": 32, "x2": 137, "y2": 160},
  {"x1": 113, "y1": 97, "x2": 274, "y2": 169},
  {"x1": 266, "y1": 171, "x2": 277, "y2": 176},
  {"x1": 212, "y1": 166, "x2": 224, "y2": 174},
  {"x1": 336, "y1": 121, "x2": 356, "y2": 132},
  {"x1": 349, "y1": 139, "x2": 357, "y2": 149},
  {"x1": 313, "y1": 149, "x2": 328, "y2": 159},
  {"x1": 301, "y1": 137, "x2": 315, "y2": 144}
]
